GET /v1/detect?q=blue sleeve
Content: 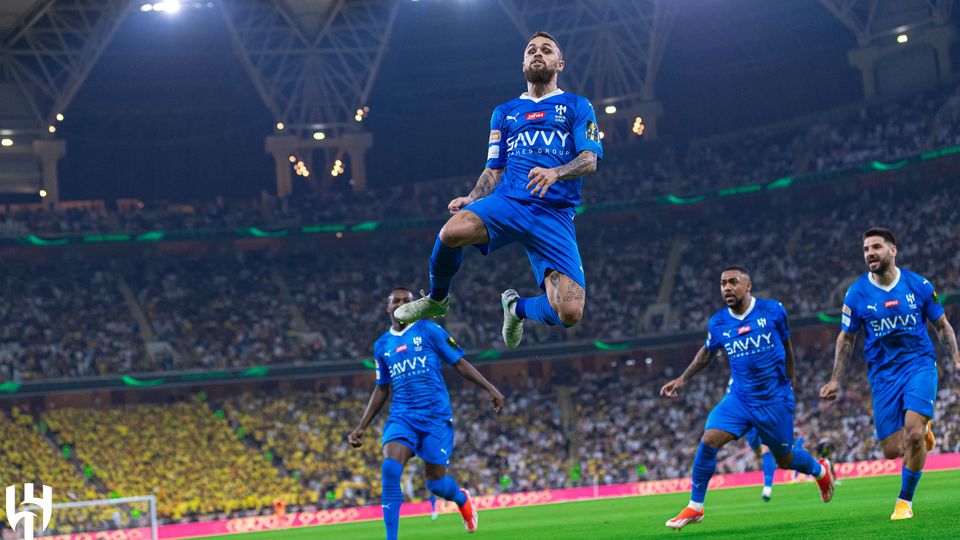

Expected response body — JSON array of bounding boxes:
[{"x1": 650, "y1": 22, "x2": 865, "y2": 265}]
[
  {"x1": 572, "y1": 98, "x2": 603, "y2": 158},
  {"x1": 427, "y1": 323, "x2": 466, "y2": 365},
  {"x1": 704, "y1": 319, "x2": 721, "y2": 352},
  {"x1": 917, "y1": 276, "x2": 945, "y2": 322},
  {"x1": 841, "y1": 288, "x2": 861, "y2": 333},
  {"x1": 485, "y1": 107, "x2": 507, "y2": 169},
  {"x1": 776, "y1": 302, "x2": 791, "y2": 342},
  {"x1": 374, "y1": 343, "x2": 390, "y2": 386}
]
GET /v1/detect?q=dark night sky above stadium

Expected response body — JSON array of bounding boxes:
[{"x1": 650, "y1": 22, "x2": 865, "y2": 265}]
[{"x1": 55, "y1": 0, "x2": 940, "y2": 201}]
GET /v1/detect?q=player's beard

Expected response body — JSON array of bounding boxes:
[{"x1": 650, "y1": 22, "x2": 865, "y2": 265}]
[
  {"x1": 868, "y1": 254, "x2": 893, "y2": 274},
  {"x1": 524, "y1": 63, "x2": 556, "y2": 85}
]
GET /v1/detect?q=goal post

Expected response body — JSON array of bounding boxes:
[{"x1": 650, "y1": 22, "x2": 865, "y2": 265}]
[{"x1": 20, "y1": 495, "x2": 157, "y2": 540}]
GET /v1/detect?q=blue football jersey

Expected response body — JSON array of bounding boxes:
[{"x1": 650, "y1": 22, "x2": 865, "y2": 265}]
[
  {"x1": 485, "y1": 89, "x2": 603, "y2": 207},
  {"x1": 841, "y1": 269, "x2": 944, "y2": 383},
  {"x1": 705, "y1": 297, "x2": 792, "y2": 404},
  {"x1": 374, "y1": 320, "x2": 465, "y2": 421}
]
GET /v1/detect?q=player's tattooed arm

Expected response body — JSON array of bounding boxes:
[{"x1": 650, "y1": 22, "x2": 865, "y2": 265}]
[
  {"x1": 348, "y1": 384, "x2": 390, "y2": 447},
  {"x1": 527, "y1": 151, "x2": 598, "y2": 198},
  {"x1": 553, "y1": 150, "x2": 598, "y2": 180},
  {"x1": 820, "y1": 331, "x2": 856, "y2": 400},
  {"x1": 932, "y1": 315, "x2": 960, "y2": 370},
  {"x1": 660, "y1": 346, "x2": 717, "y2": 397},
  {"x1": 468, "y1": 168, "x2": 504, "y2": 200}
]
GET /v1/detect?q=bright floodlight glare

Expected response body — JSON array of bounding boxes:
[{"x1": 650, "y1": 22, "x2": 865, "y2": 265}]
[
  {"x1": 897, "y1": 34, "x2": 908, "y2": 43},
  {"x1": 604, "y1": 105, "x2": 617, "y2": 114},
  {"x1": 39, "y1": 189, "x2": 47, "y2": 198},
  {"x1": 140, "y1": 3, "x2": 153, "y2": 11},
  {"x1": 276, "y1": 122, "x2": 285, "y2": 130},
  {"x1": 313, "y1": 131, "x2": 325, "y2": 140},
  {"x1": 599, "y1": 131, "x2": 605, "y2": 139},
  {"x1": 56, "y1": 113, "x2": 64, "y2": 121},
  {"x1": 0, "y1": 138, "x2": 12, "y2": 147},
  {"x1": 48, "y1": 125, "x2": 56, "y2": 133}
]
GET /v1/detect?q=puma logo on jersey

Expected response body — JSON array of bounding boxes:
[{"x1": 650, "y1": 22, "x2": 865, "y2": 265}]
[
  {"x1": 506, "y1": 115, "x2": 519, "y2": 122},
  {"x1": 867, "y1": 304, "x2": 878, "y2": 311}
]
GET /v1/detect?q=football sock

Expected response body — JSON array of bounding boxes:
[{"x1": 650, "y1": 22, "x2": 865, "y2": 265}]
[
  {"x1": 899, "y1": 466, "x2": 922, "y2": 502},
  {"x1": 515, "y1": 295, "x2": 562, "y2": 326},
  {"x1": 429, "y1": 494, "x2": 437, "y2": 511},
  {"x1": 762, "y1": 452, "x2": 776, "y2": 488},
  {"x1": 690, "y1": 442, "x2": 719, "y2": 504},
  {"x1": 787, "y1": 448, "x2": 823, "y2": 478},
  {"x1": 426, "y1": 476, "x2": 467, "y2": 506},
  {"x1": 381, "y1": 459, "x2": 404, "y2": 540},
  {"x1": 429, "y1": 235, "x2": 462, "y2": 301}
]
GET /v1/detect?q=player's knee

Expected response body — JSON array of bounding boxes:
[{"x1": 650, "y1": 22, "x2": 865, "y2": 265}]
[
  {"x1": 881, "y1": 444, "x2": 902, "y2": 460},
  {"x1": 774, "y1": 454, "x2": 791, "y2": 468},
  {"x1": 556, "y1": 303, "x2": 583, "y2": 327},
  {"x1": 903, "y1": 426, "x2": 925, "y2": 448},
  {"x1": 438, "y1": 222, "x2": 474, "y2": 248}
]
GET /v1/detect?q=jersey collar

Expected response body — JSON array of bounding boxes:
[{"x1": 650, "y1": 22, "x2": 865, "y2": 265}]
[
  {"x1": 519, "y1": 88, "x2": 564, "y2": 103},
  {"x1": 868, "y1": 268, "x2": 901, "y2": 292},
  {"x1": 389, "y1": 321, "x2": 418, "y2": 337},
  {"x1": 727, "y1": 296, "x2": 756, "y2": 321}
]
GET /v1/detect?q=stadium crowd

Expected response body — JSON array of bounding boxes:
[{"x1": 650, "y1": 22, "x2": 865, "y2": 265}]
[{"x1": 1, "y1": 81, "x2": 959, "y2": 237}]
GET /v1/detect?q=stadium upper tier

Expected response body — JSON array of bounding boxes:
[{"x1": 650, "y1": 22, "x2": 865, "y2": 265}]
[{"x1": 1, "y1": 81, "x2": 959, "y2": 237}]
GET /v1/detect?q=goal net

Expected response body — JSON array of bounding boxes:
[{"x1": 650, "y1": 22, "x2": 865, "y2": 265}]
[{"x1": 15, "y1": 495, "x2": 157, "y2": 540}]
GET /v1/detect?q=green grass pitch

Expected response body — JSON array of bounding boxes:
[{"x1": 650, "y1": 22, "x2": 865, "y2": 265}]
[{"x1": 204, "y1": 470, "x2": 960, "y2": 539}]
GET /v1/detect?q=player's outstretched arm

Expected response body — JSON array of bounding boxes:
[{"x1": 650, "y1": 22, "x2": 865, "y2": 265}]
[
  {"x1": 931, "y1": 314, "x2": 960, "y2": 371},
  {"x1": 449, "y1": 168, "x2": 504, "y2": 213},
  {"x1": 453, "y1": 358, "x2": 505, "y2": 414},
  {"x1": 820, "y1": 331, "x2": 855, "y2": 400},
  {"x1": 348, "y1": 384, "x2": 390, "y2": 448},
  {"x1": 660, "y1": 346, "x2": 714, "y2": 398},
  {"x1": 527, "y1": 150, "x2": 598, "y2": 199}
]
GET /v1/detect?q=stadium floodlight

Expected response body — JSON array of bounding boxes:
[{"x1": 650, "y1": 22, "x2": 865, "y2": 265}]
[
  {"x1": 56, "y1": 113, "x2": 64, "y2": 122},
  {"x1": 48, "y1": 125, "x2": 57, "y2": 133},
  {"x1": 140, "y1": 3, "x2": 153, "y2": 11},
  {"x1": 0, "y1": 138, "x2": 12, "y2": 147},
  {"x1": 276, "y1": 122, "x2": 285, "y2": 130},
  {"x1": 152, "y1": 0, "x2": 181, "y2": 13},
  {"x1": 39, "y1": 189, "x2": 47, "y2": 198},
  {"x1": 897, "y1": 34, "x2": 908, "y2": 44},
  {"x1": 604, "y1": 105, "x2": 617, "y2": 114},
  {"x1": 313, "y1": 131, "x2": 326, "y2": 140}
]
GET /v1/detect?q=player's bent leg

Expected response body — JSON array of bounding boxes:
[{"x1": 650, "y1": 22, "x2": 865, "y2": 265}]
[
  {"x1": 893, "y1": 411, "x2": 929, "y2": 519},
  {"x1": 773, "y1": 448, "x2": 833, "y2": 502},
  {"x1": 500, "y1": 289, "x2": 524, "y2": 348},
  {"x1": 381, "y1": 442, "x2": 413, "y2": 540},
  {"x1": 424, "y1": 462, "x2": 476, "y2": 533},
  {"x1": 666, "y1": 430, "x2": 735, "y2": 530},
  {"x1": 545, "y1": 270, "x2": 585, "y2": 327}
]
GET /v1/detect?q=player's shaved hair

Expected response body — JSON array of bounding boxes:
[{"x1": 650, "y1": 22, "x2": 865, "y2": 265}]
[
  {"x1": 529, "y1": 31, "x2": 562, "y2": 59},
  {"x1": 863, "y1": 227, "x2": 896, "y2": 246},
  {"x1": 722, "y1": 265, "x2": 751, "y2": 279}
]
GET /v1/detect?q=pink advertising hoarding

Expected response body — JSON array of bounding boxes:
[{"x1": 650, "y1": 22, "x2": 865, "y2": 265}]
[{"x1": 41, "y1": 452, "x2": 960, "y2": 539}]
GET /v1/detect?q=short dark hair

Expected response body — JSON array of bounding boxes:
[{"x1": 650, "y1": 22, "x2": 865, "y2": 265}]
[
  {"x1": 722, "y1": 265, "x2": 751, "y2": 278},
  {"x1": 863, "y1": 227, "x2": 896, "y2": 246},
  {"x1": 529, "y1": 31, "x2": 562, "y2": 58},
  {"x1": 386, "y1": 287, "x2": 413, "y2": 301}
]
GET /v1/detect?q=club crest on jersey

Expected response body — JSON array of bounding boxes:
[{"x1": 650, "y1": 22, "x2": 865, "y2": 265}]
[
  {"x1": 757, "y1": 318, "x2": 767, "y2": 328},
  {"x1": 737, "y1": 325, "x2": 751, "y2": 335},
  {"x1": 395, "y1": 344, "x2": 408, "y2": 353},
  {"x1": 413, "y1": 336, "x2": 423, "y2": 351},
  {"x1": 884, "y1": 300, "x2": 899, "y2": 308},
  {"x1": 526, "y1": 111, "x2": 546, "y2": 120},
  {"x1": 906, "y1": 294, "x2": 917, "y2": 309},
  {"x1": 554, "y1": 104, "x2": 567, "y2": 122}
]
